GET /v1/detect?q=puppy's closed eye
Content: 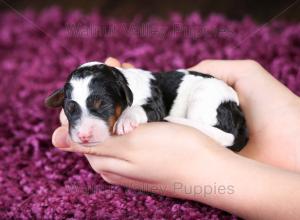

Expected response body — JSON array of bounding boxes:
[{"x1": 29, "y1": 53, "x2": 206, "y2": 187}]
[
  {"x1": 67, "y1": 101, "x2": 76, "y2": 113},
  {"x1": 64, "y1": 100, "x2": 81, "y2": 117},
  {"x1": 87, "y1": 95, "x2": 102, "y2": 110}
]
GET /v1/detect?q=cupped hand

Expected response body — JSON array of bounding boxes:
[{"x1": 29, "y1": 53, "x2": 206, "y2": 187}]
[
  {"x1": 52, "y1": 58, "x2": 300, "y2": 191},
  {"x1": 55, "y1": 113, "x2": 234, "y2": 202},
  {"x1": 51, "y1": 58, "x2": 300, "y2": 219},
  {"x1": 189, "y1": 60, "x2": 300, "y2": 170}
]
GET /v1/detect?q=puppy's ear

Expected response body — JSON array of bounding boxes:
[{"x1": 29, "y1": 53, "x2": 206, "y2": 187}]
[
  {"x1": 44, "y1": 88, "x2": 64, "y2": 108},
  {"x1": 109, "y1": 66, "x2": 133, "y2": 107}
]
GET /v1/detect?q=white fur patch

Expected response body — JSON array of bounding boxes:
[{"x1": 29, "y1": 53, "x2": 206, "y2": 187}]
[
  {"x1": 169, "y1": 74, "x2": 238, "y2": 126},
  {"x1": 117, "y1": 67, "x2": 154, "y2": 106},
  {"x1": 70, "y1": 76, "x2": 93, "y2": 113},
  {"x1": 176, "y1": 69, "x2": 189, "y2": 74},
  {"x1": 167, "y1": 74, "x2": 239, "y2": 147},
  {"x1": 79, "y1": 61, "x2": 103, "y2": 68},
  {"x1": 70, "y1": 116, "x2": 110, "y2": 145}
]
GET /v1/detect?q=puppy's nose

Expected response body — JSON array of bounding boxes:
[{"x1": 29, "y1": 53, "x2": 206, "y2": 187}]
[{"x1": 78, "y1": 131, "x2": 93, "y2": 143}]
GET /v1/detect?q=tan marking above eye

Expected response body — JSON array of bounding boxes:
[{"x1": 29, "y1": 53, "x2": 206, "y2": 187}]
[{"x1": 93, "y1": 99, "x2": 101, "y2": 109}]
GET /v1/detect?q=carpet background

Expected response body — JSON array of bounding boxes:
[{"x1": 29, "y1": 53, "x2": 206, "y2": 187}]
[{"x1": 0, "y1": 6, "x2": 299, "y2": 219}]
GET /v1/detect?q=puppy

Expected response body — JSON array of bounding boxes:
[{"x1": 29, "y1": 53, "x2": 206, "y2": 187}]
[{"x1": 45, "y1": 61, "x2": 248, "y2": 151}]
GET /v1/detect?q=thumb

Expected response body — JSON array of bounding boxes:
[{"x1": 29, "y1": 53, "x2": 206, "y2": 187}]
[
  {"x1": 64, "y1": 134, "x2": 129, "y2": 159},
  {"x1": 188, "y1": 60, "x2": 259, "y2": 88},
  {"x1": 52, "y1": 126, "x2": 70, "y2": 148}
]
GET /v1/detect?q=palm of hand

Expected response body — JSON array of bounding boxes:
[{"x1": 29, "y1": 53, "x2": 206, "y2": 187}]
[{"x1": 190, "y1": 60, "x2": 300, "y2": 171}]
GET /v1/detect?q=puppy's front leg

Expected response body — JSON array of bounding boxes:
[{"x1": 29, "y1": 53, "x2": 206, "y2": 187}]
[{"x1": 113, "y1": 106, "x2": 148, "y2": 135}]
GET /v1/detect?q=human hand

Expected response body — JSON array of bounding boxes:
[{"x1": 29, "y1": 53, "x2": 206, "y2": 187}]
[
  {"x1": 53, "y1": 121, "x2": 300, "y2": 220},
  {"x1": 53, "y1": 58, "x2": 300, "y2": 175},
  {"x1": 55, "y1": 112, "x2": 235, "y2": 202},
  {"x1": 52, "y1": 58, "x2": 300, "y2": 219},
  {"x1": 189, "y1": 60, "x2": 300, "y2": 171}
]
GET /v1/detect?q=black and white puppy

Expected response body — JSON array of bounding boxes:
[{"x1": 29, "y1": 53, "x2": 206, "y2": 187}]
[{"x1": 45, "y1": 62, "x2": 248, "y2": 151}]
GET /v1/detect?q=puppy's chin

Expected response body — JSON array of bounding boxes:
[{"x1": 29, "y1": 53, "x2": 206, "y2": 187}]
[
  {"x1": 72, "y1": 135, "x2": 111, "y2": 147},
  {"x1": 69, "y1": 117, "x2": 111, "y2": 147},
  {"x1": 70, "y1": 136, "x2": 110, "y2": 147},
  {"x1": 81, "y1": 141, "x2": 102, "y2": 147}
]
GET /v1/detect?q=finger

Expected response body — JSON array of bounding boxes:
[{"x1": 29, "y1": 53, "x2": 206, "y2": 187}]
[
  {"x1": 100, "y1": 172, "x2": 176, "y2": 197},
  {"x1": 101, "y1": 171, "x2": 124, "y2": 183},
  {"x1": 59, "y1": 109, "x2": 68, "y2": 126},
  {"x1": 52, "y1": 126, "x2": 69, "y2": 148},
  {"x1": 85, "y1": 155, "x2": 133, "y2": 175},
  {"x1": 63, "y1": 135, "x2": 130, "y2": 159},
  {"x1": 105, "y1": 57, "x2": 121, "y2": 67},
  {"x1": 188, "y1": 60, "x2": 258, "y2": 87},
  {"x1": 122, "y1": 62, "x2": 134, "y2": 68},
  {"x1": 53, "y1": 126, "x2": 130, "y2": 159},
  {"x1": 112, "y1": 121, "x2": 117, "y2": 134},
  {"x1": 100, "y1": 172, "x2": 145, "y2": 187},
  {"x1": 100, "y1": 171, "x2": 148, "y2": 186},
  {"x1": 190, "y1": 60, "x2": 297, "y2": 106}
]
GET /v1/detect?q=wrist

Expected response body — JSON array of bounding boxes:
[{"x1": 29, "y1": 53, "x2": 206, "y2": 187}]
[
  {"x1": 177, "y1": 135, "x2": 238, "y2": 204},
  {"x1": 195, "y1": 146, "x2": 238, "y2": 203}
]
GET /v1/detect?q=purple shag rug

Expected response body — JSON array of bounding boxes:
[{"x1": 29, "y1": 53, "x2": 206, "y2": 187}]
[{"x1": 0, "y1": 6, "x2": 300, "y2": 219}]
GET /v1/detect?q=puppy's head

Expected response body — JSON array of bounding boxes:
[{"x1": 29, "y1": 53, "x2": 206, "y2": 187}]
[{"x1": 45, "y1": 62, "x2": 133, "y2": 145}]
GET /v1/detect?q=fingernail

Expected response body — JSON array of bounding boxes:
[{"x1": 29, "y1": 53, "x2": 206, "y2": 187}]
[
  {"x1": 105, "y1": 57, "x2": 115, "y2": 63},
  {"x1": 52, "y1": 127, "x2": 69, "y2": 148},
  {"x1": 122, "y1": 63, "x2": 134, "y2": 68},
  {"x1": 105, "y1": 57, "x2": 120, "y2": 67},
  {"x1": 105, "y1": 57, "x2": 113, "y2": 62}
]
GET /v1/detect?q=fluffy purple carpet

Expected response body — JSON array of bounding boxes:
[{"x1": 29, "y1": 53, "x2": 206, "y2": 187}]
[{"x1": 0, "y1": 6, "x2": 299, "y2": 219}]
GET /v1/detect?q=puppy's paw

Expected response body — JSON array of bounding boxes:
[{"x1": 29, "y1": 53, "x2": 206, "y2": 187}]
[
  {"x1": 113, "y1": 106, "x2": 148, "y2": 135},
  {"x1": 164, "y1": 116, "x2": 234, "y2": 147},
  {"x1": 219, "y1": 133, "x2": 235, "y2": 147},
  {"x1": 113, "y1": 116, "x2": 139, "y2": 135}
]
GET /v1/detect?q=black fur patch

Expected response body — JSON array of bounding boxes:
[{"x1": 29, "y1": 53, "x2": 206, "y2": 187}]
[
  {"x1": 64, "y1": 99, "x2": 82, "y2": 129},
  {"x1": 64, "y1": 82, "x2": 73, "y2": 99},
  {"x1": 188, "y1": 71, "x2": 214, "y2": 78},
  {"x1": 154, "y1": 71, "x2": 185, "y2": 114},
  {"x1": 142, "y1": 79, "x2": 166, "y2": 121},
  {"x1": 69, "y1": 65, "x2": 99, "y2": 80},
  {"x1": 214, "y1": 101, "x2": 248, "y2": 151},
  {"x1": 109, "y1": 67, "x2": 133, "y2": 107}
]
